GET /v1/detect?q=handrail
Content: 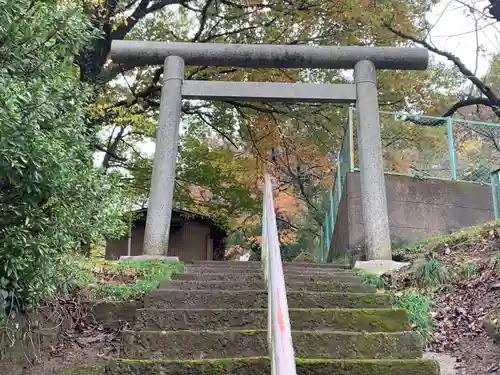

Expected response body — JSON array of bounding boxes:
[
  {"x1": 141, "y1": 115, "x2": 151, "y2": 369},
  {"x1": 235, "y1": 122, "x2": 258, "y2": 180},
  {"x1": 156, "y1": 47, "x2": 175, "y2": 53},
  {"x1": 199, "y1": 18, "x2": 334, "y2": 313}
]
[{"x1": 262, "y1": 172, "x2": 297, "y2": 375}]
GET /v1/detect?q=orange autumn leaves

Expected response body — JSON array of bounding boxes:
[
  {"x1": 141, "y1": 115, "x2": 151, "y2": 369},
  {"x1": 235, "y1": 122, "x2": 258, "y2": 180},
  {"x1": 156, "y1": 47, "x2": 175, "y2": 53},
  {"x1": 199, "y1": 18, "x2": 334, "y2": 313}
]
[
  {"x1": 240, "y1": 110, "x2": 330, "y2": 246},
  {"x1": 244, "y1": 190, "x2": 300, "y2": 246},
  {"x1": 246, "y1": 113, "x2": 331, "y2": 180}
]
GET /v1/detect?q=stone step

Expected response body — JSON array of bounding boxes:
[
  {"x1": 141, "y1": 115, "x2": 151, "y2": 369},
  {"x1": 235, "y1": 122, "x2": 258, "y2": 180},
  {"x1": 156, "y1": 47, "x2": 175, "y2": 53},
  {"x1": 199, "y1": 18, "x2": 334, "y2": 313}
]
[
  {"x1": 160, "y1": 280, "x2": 375, "y2": 293},
  {"x1": 172, "y1": 272, "x2": 362, "y2": 283},
  {"x1": 187, "y1": 261, "x2": 350, "y2": 270},
  {"x1": 106, "y1": 358, "x2": 440, "y2": 375},
  {"x1": 144, "y1": 290, "x2": 391, "y2": 309},
  {"x1": 185, "y1": 266, "x2": 354, "y2": 276},
  {"x1": 134, "y1": 308, "x2": 409, "y2": 332},
  {"x1": 121, "y1": 329, "x2": 422, "y2": 360},
  {"x1": 185, "y1": 262, "x2": 350, "y2": 269}
]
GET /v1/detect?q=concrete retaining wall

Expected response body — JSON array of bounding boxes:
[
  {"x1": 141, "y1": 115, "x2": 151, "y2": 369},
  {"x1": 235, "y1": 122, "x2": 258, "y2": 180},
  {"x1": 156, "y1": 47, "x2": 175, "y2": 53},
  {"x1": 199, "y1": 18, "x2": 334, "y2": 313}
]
[{"x1": 329, "y1": 172, "x2": 494, "y2": 259}]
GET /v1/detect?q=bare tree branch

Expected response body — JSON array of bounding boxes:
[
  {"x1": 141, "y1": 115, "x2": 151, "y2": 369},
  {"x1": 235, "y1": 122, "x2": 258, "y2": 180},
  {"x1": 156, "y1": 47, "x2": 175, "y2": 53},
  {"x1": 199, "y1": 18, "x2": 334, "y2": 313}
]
[
  {"x1": 113, "y1": 0, "x2": 191, "y2": 40},
  {"x1": 183, "y1": 107, "x2": 239, "y2": 148},
  {"x1": 191, "y1": 0, "x2": 215, "y2": 42},
  {"x1": 385, "y1": 22, "x2": 500, "y2": 121},
  {"x1": 486, "y1": 0, "x2": 500, "y2": 21},
  {"x1": 95, "y1": 144, "x2": 128, "y2": 162}
]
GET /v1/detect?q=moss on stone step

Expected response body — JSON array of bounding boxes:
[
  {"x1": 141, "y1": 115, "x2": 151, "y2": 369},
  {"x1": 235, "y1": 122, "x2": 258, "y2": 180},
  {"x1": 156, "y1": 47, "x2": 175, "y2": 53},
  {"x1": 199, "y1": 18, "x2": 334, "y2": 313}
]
[
  {"x1": 144, "y1": 290, "x2": 391, "y2": 309},
  {"x1": 172, "y1": 273, "x2": 361, "y2": 283},
  {"x1": 185, "y1": 267, "x2": 353, "y2": 276},
  {"x1": 134, "y1": 308, "x2": 409, "y2": 332},
  {"x1": 121, "y1": 329, "x2": 421, "y2": 360},
  {"x1": 107, "y1": 357, "x2": 440, "y2": 375},
  {"x1": 186, "y1": 261, "x2": 349, "y2": 270},
  {"x1": 160, "y1": 280, "x2": 375, "y2": 292}
]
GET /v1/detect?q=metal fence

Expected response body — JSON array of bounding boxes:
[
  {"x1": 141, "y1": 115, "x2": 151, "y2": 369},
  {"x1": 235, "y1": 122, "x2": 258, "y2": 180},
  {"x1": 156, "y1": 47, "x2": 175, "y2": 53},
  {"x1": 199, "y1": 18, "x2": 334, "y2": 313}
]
[
  {"x1": 262, "y1": 173, "x2": 297, "y2": 375},
  {"x1": 319, "y1": 107, "x2": 500, "y2": 261},
  {"x1": 317, "y1": 114, "x2": 353, "y2": 263},
  {"x1": 352, "y1": 110, "x2": 500, "y2": 182}
]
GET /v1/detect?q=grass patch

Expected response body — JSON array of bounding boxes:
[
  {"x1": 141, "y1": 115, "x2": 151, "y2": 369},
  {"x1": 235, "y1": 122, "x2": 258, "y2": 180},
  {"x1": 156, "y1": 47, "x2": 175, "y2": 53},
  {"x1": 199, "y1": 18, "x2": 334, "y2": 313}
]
[
  {"x1": 459, "y1": 262, "x2": 477, "y2": 281},
  {"x1": 352, "y1": 269, "x2": 386, "y2": 289},
  {"x1": 90, "y1": 260, "x2": 184, "y2": 300},
  {"x1": 395, "y1": 220, "x2": 500, "y2": 260},
  {"x1": 415, "y1": 259, "x2": 448, "y2": 288},
  {"x1": 331, "y1": 255, "x2": 350, "y2": 266},
  {"x1": 351, "y1": 269, "x2": 435, "y2": 344},
  {"x1": 394, "y1": 291, "x2": 434, "y2": 345},
  {"x1": 64, "y1": 258, "x2": 184, "y2": 301}
]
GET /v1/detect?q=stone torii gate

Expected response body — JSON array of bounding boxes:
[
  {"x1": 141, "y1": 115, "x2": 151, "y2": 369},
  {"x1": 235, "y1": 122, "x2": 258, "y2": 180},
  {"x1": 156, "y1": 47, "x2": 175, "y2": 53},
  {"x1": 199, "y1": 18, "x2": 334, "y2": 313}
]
[{"x1": 110, "y1": 41, "x2": 428, "y2": 261}]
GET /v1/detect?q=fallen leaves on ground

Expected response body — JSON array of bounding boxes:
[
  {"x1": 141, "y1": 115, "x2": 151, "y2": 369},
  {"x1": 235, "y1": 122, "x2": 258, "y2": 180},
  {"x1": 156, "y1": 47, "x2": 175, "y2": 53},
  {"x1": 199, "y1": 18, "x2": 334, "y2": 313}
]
[{"x1": 431, "y1": 259, "x2": 500, "y2": 353}]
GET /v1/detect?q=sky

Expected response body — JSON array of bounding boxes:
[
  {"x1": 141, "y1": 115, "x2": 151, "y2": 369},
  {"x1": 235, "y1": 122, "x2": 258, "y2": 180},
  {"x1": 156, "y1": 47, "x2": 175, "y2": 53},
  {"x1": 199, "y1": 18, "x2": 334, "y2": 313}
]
[{"x1": 427, "y1": 0, "x2": 500, "y2": 77}]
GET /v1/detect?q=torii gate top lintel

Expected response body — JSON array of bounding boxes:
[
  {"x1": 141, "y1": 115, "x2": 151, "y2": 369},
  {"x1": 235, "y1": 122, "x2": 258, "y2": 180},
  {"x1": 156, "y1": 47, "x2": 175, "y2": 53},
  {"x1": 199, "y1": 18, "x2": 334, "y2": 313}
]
[{"x1": 110, "y1": 40, "x2": 428, "y2": 70}]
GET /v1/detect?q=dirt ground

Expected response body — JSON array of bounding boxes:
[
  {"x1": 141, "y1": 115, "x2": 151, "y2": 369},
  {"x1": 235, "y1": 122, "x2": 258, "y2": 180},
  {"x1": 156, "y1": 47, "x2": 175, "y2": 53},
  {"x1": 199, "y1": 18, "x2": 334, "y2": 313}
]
[
  {"x1": 455, "y1": 335, "x2": 500, "y2": 374},
  {"x1": 20, "y1": 324, "x2": 121, "y2": 375},
  {"x1": 18, "y1": 263, "x2": 134, "y2": 375}
]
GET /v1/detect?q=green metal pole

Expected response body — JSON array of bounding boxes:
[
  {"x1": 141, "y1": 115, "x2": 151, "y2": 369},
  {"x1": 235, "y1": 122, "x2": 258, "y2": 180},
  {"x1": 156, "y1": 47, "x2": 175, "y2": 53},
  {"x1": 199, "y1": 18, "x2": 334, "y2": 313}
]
[
  {"x1": 336, "y1": 162, "x2": 342, "y2": 201},
  {"x1": 324, "y1": 223, "x2": 328, "y2": 263},
  {"x1": 318, "y1": 227, "x2": 324, "y2": 262},
  {"x1": 329, "y1": 187, "x2": 334, "y2": 231},
  {"x1": 446, "y1": 116, "x2": 457, "y2": 180},
  {"x1": 324, "y1": 212, "x2": 330, "y2": 262}
]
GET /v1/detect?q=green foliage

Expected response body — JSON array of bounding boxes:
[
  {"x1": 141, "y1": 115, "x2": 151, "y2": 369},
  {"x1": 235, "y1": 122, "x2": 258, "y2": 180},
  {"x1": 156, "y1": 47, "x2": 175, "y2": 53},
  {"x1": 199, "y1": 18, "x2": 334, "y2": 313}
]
[
  {"x1": 460, "y1": 262, "x2": 477, "y2": 281},
  {"x1": 175, "y1": 136, "x2": 261, "y2": 226},
  {"x1": 0, "y1": 1, "x2": 126, "y2": 312},
  {"x1": 394, "y1": 291, "x2": 434, "y2": 345},
  {"x1": 415, "y1": 259, "x2": 449, "y2": 288},
  {"x1": 49, "y1": 253, "x2": 99, "y2": 297},
  {"x1": 89, "y1": 260, "x2": 184, "y2": 300}
]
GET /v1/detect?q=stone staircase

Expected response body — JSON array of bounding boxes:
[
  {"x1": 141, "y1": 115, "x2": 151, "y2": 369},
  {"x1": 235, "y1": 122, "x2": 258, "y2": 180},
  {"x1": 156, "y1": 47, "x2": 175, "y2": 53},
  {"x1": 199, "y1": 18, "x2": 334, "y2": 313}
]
[{"x1": 110, "y1": 261, "x2": 440, "y2": 374}]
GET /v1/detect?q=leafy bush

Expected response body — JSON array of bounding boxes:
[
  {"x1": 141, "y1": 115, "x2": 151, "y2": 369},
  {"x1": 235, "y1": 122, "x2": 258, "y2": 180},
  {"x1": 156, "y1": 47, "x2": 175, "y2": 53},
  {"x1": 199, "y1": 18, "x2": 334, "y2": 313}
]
[
  {"x1": 0, "y1": 1, "x2": 126, "y2": 312},
  {"x1": 395, "y1": 291, "x2": 434, "y2": 344},
  {"x1": 415, "y1": 259, "x2": 449, "y2": 288}
]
